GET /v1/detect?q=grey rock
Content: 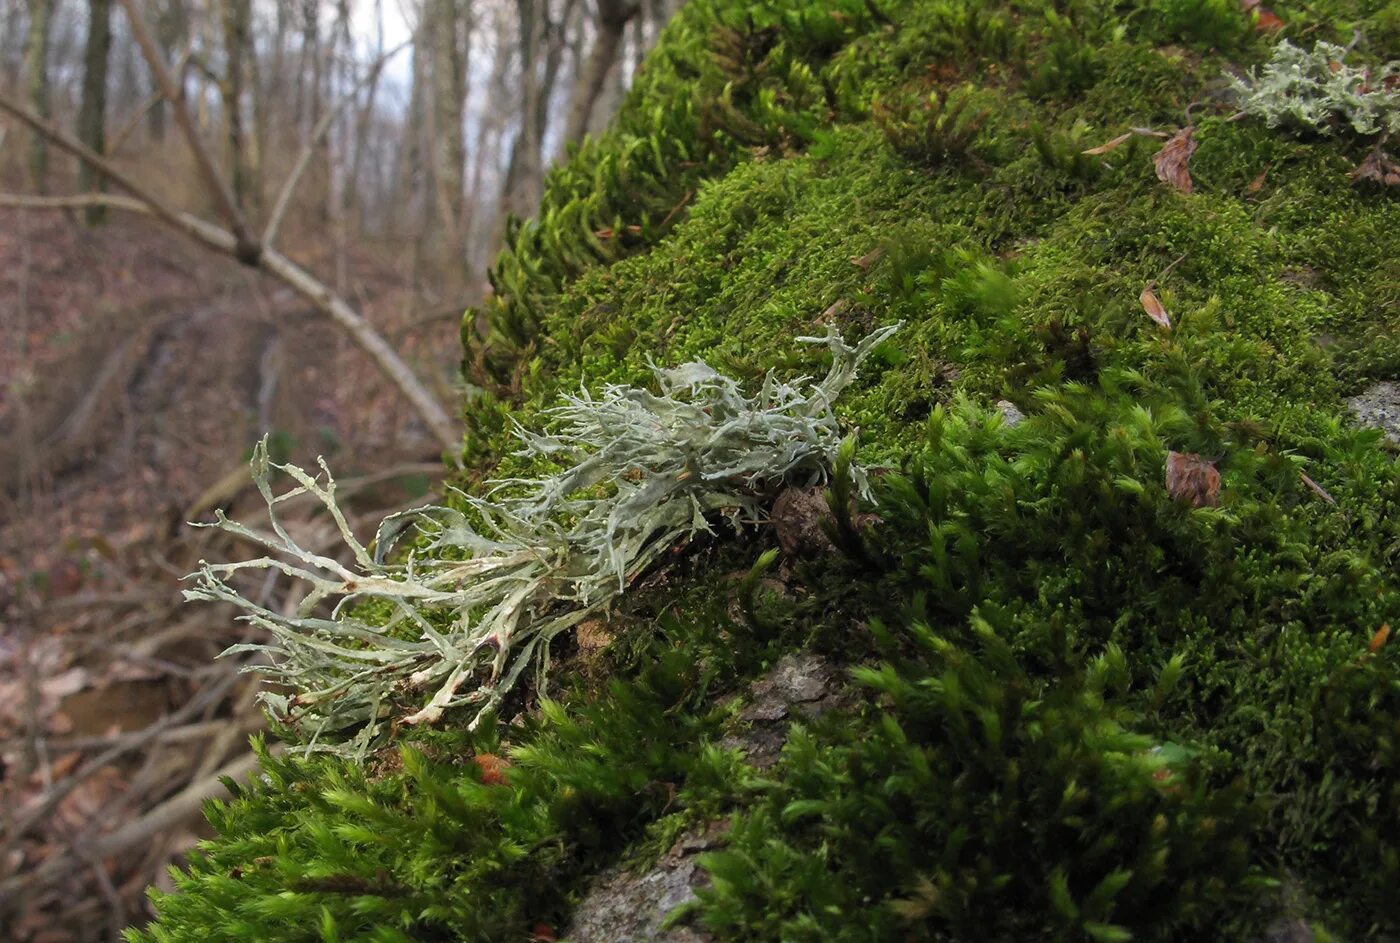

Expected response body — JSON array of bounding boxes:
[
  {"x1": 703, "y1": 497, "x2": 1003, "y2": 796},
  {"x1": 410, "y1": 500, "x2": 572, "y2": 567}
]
[
  {"x1": 996, "y1": 400, "x2": 1026, "y2": 427},
  {"x1": 1348, "y1": 381, "x2": 1400, "y2": 444},
  {"x1": 721, "y1": 653, "x2": 842, "y2": 769},
  {"x1": 565, "y1": 825, "x2": 726, "y2": 943}
]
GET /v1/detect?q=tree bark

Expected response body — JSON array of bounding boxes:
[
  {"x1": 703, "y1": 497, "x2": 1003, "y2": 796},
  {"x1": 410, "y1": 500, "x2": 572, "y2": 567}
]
[
  {"x1": 560, "y1": 0, "x2": 638, "y2": 150},
  {"x1": 23, "y1": 0, "x2": 57, "y2": 192},
  {"x1": 221, "y1": 0, "x2": 254, "y2": 211},
  {"x1": 149, "y1": 0, "x2": 187, "y2": 141},
  {"x1": 77, "y1": 0, "x2": 115, "y2": 225},
  {"x1": 428, "y1": 0, "x2": 469, "y2": 266},
  {"x1": 504, "y1": 0, "x2": 543, "y2": 218}
]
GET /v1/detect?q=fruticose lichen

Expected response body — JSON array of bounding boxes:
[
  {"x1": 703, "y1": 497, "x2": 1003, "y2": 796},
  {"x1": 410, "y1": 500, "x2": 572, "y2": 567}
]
[{"x1": 187, "y1": 325, "x2": 897, "y2": 756}]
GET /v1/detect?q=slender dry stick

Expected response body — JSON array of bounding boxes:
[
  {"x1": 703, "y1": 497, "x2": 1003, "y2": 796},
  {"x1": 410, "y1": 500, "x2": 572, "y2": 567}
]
[
  {"x1": 264, "y1": 39, "x2": 411, "y2": 249},
  {"x1": 116, "y1": 0, "x2": 261, "y2": 263}
]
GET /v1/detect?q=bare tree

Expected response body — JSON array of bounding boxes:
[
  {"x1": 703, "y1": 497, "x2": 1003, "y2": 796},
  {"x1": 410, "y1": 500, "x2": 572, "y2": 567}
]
[
  {"x1": 560, "y1": 0, "x2": 638, "y2": 150},
  {"x1": 220, "y1": 0, "x2": 254, "y2": 210},
  {"x1": 23, "y1": 0, "x2": 57, "y2": 191},
  {"x1": 428, "y1": 0, "x2": 469, "y2": 266},
  {"x1": 77, "y1": 0, "x2": 114, "y2": 225}
]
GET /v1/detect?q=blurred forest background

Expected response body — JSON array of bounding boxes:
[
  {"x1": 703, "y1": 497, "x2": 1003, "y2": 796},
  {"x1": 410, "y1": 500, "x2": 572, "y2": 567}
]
[{"x1": 0, "y1": 0, "x2": 678, "y2": 937}]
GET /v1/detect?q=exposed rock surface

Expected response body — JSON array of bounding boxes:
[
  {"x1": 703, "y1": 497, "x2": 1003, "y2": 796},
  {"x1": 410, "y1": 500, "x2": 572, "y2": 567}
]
[
  {"x1": 1347, "y1": 381, "x2": 1400, "y2": 444},
  {"x1": 567, "y1": 655, "x2": 844, "y2": 940},
  {"x1": 565, "y1": 827, "x2": 721, "y2": 943}
]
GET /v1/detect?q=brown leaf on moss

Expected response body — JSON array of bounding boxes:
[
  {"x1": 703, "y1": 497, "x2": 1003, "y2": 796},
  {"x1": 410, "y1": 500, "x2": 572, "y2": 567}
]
[
  {"x1": 1153, "y1": 127, "x2": 1197, "y2": 194},
  {"x1": 1140, "y1": 287, "x2": 1171, "y2": 329},
  {"x1": 850, "y1": 247, "x2": 886, "y2": 272},
  {"x1": 1165, "y1": 451, "x2": 1220, "y2": 508},
  {"x1": 1350, "y1": 149, "x2": 1400, "y2": 188},
  {"x1": 473, "y1": 753, "x2": 511, "y2": 786},
  {"x1": 1253, "y1": 8, "x2": 1285, "y2": 30},
  {"x1": 1082, "y1": 131, "x2": 1134, "y2": 155},
  {"x1": 1245, "y1": 168, "x2": 1269, "y2": 194},
  {"x1": 1369, "y1": 624, "x2": 1391, "y2": 653}
]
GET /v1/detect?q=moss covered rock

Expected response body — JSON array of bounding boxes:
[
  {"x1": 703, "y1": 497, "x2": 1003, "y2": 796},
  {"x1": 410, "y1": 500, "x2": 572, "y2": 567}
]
[{"x1": 131, "y1": 0, "x2": 1400, "y2": 940}]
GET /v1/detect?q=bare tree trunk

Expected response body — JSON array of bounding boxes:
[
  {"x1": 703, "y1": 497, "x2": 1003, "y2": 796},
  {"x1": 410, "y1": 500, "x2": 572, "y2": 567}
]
[
  {"x1": 77, "y1": 0, "x2": 114, "y2": 225},
  {"x1": 396, "y1": 19, "x2": 430, "y2": 249},
  {"x1": 221, "y1": 0, "x2": 253, "y2": 211},
  {"x1": 345, "y1": 0, "x2": 385, "y2": 226},
  {"x1": 504, "y1": 0, "x2": 543, "y2": 218},
  {"x1": 427, "y1": 0, "x2": 470, "y2": 272},
  {"x1": 23, "y1": 0, "x2": 57, "y2": 192},
  {"x1": 147, "y1": 2, "x2": 186, "y2": 141},
  {"x1": 560, "y1": 0, "x2": 638, "y2": 150}
]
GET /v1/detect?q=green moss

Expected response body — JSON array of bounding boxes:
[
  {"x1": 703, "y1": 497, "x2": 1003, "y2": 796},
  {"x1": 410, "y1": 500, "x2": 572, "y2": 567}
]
[{"x1": 134, "y1": 0, "x2": 1400, "y2": 939}]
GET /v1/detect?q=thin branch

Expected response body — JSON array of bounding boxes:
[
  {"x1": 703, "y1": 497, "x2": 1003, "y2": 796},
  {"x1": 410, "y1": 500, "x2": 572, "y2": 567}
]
[
  {"x1": 0, "y1": 192, "x2": 149, "y2": 213},
  {"x1": 108, "y1": 44, "x2": 194, "y2": 155},
  {"x1": 116, "y1": 0, "x2": 261, "y2": 263},
  {"x1": 264, "y1": 38, "x2": 411, "y2": 249},
  {"x1": 0, "y1": 95, "x2": 238, "y2": 255}
]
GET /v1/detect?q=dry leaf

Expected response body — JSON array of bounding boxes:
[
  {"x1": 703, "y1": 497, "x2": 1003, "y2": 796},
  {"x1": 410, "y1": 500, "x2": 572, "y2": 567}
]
[
  {"x1": 1299, "y1": 471, "x2": 1336, "y2": 505},
  {"x1": 1153, "y1": 127, "x2": 1198, "y2": 195},
  {"x1": 1140, "y1": 287, "x2": 1172, "y2": 328},
  {"x1": 1245, "y1": 168, "x2": 1269, "y2": 194},
  {"x1": 1253, "y1": 8, "x2": 1285, "y2": 30},
  {"x1": 850, "y1": 247, "x2": 886, "y2": 271},
  {"x1": 1369, "y1": 624, "x2": 1391, "y2": 653},
  {"x1": 473, "y1": 752, "x2": 511, "y2": 786},
  {"x1": 1082, "y1": 131, "x2": 1134, "y2": 155},
  {"x1": 1165, "y1": 451, "x2": 1221, "y2": 508},
  {"x1": 1350, "y1": 149, "x2": 1400, "y2": 187}
]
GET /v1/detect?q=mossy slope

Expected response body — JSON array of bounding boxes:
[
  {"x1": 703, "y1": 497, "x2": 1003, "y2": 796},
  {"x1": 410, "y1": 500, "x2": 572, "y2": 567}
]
[{"x1": 132, "y1": 0, "x2": 1399, "y2": 940}]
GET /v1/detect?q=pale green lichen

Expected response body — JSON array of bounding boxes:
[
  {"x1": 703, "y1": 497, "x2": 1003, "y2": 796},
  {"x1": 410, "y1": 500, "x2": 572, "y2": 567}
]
[
  {"x1": 185, "y1": 324, "x2": 897, "y2": 757},
  {"x1": 1229, "y1": 40, "x2": 1400, "y2": 136}
]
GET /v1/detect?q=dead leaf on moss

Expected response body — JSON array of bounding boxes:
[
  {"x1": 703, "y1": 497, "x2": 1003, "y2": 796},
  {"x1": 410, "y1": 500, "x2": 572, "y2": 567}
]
[
  {"x1": 1153, "y1": 127, "x2": 1197, "y2": 194},
  {"x1": 1370, "y1": 624, "x2": 1391, "y2": 653},
  {"x1": 1350, "y1": 149, "x2": 1400, "y2": 187},
  {"x1": 1140, "y1": 287, "x2": 1171, "y2": 329},
  {"x1": 1082, "y1": 131, "x2": 1134, "y2": 155},
  {"x1": 1165, "y1": 451, "x2": 1220, "y2": 508},
  {"x1": 1253, "y1": 8, "x2": 1285, "y2": 30},
  {"x1": 850, "y1": 247, "x2": 885, "y2": 272},
  {"x1": 1246, "y1": 168, "x2": 1269, "y2": 194},
  {"x1": 473, "y1": 753, "x2": 511, "y2": 786}
]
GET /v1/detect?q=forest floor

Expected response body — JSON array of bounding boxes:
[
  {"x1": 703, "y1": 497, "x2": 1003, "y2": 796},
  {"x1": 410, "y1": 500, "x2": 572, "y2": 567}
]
[{"x1": 0, "y1": 205, "x2": 466, "y2": 941}]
